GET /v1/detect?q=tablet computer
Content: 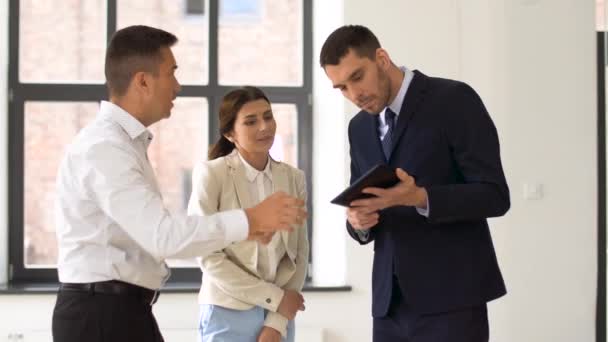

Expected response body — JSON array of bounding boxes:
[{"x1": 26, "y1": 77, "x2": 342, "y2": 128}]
[{"x1": 330, "y1": 164, "x2": 399, "y2": 207}]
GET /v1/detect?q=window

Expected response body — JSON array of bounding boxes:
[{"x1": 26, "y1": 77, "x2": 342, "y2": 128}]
[{"x1": 8, "y1": 0, "x2": 312, "y2": 284}]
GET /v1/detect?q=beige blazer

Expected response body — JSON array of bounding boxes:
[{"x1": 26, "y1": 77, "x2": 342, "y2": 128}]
[{"x1": 187, "y1": 149, "x2": 309, "y2": 334}]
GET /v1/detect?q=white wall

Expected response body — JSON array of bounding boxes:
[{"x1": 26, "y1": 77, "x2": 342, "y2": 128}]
[
  {"x1": 493, "y1": 1, "x2": 597, "y2": 341},
  {"x1": 0, "y1": 1, "x2": 599, "y2": 342}
]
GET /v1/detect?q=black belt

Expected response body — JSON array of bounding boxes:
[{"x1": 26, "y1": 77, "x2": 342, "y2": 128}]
[{"x1": 60, "y1": 280, "x2": 160, "y2": 305}]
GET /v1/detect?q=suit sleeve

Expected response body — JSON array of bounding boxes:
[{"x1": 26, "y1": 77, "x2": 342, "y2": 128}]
[
  {"x1": 425, "y1": 83, "x2": 510, "y2": 223},
  {"x1": 187, "y1": 162, "x2": 285, "y2": 313},
  {"x1": 264, "y1": 169, "x2": 310, "y2": 337},
  {"x1": 345, "y1": 119, "x2": 376, "y2": 244}
]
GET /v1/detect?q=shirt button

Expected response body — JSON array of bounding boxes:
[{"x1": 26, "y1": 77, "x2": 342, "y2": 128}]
[{"x1": 266, "y1": 298, "x2": 271, "y2": 304}]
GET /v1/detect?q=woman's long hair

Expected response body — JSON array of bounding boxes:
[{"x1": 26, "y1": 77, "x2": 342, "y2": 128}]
[{"x1": 208, "y1": 86, "x2": 271, "y2": 160}]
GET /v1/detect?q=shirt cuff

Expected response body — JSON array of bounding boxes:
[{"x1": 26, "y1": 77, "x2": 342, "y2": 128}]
[
  {"x1": 355, "y1": 229, "x2": 370, "y2": 241},
  {"x1": 264, "y1": 312, "x2": 289, "y2": 338},
  {"x1": 220, "y1": 209, "x2": 249, "y2": 243},
  {"x1": 416, "y1": 196, "x2": 430, "y2": 217}
]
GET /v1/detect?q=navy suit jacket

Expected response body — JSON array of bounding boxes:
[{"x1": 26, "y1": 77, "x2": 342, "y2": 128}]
[{"x1": 347, "y1": 70, "x2": 509, "y2": 317}]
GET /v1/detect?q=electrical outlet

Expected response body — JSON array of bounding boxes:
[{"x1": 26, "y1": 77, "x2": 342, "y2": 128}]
[{"x1": 523, "y1": 183, "x2": 543, "y2": 200}]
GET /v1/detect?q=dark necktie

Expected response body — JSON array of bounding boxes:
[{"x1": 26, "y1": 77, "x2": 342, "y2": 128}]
[{"x1": 381, "y1": 108, "x2": 396, "y2": 160}]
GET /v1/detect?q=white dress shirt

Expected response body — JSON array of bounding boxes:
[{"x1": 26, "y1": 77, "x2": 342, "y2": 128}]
[
  {"x1": 55, "y1": 101, "x2": 249, "y2": 290},
  {"x1": 237, "y1": 153, "x2": 287, "y2": 283},
  {"x1": 377, "y1": 66, "x2": 414, "y2": 140},
  {"x1": 356, "y1": 67, "x2": 428, "y2": 241}
]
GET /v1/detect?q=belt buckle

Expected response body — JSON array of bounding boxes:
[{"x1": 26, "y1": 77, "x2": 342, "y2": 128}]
[{"x1": 149, "y1": 290, "x2": 159, "y2": 305}]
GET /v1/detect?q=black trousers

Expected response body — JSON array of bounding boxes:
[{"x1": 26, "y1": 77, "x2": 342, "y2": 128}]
[
  {"x1": 52, "y1": 289, "x2": 164, "y2": 342},
  {"x1": 373, "y1": 280, "x2": 489, "y2": 342}
]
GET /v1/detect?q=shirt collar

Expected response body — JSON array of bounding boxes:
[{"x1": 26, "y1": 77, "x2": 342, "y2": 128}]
[
  {"x1": 238, "y1": 152, "x2": 272, "y2": 183},
  {"x1": 99, "y1": 101, "x2": 151, "y2": 141},
  {"x1": 380, "y1": 66, "x2": 415, "y2": 125}
]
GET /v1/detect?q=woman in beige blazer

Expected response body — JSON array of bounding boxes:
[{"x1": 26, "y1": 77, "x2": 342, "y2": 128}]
[{"x1": 188, "y1": 86, "x2": 309, "y2": 342}]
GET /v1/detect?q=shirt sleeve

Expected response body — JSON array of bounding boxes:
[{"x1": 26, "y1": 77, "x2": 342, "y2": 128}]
[
  {"x1": 415, "y1": 195, "x2": 430, "y2": 217},
  {"x1": 264, "y1": 312, "x2": 289, "y2": 337},
  {"x1": 355, "y1": 229, "x2": 371, "y2": 241},
  {"x1": 79, "y1": 142, "x2": 248, "y2": 261}
]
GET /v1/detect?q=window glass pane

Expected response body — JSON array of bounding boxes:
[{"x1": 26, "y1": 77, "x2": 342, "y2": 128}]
[
  {"x1": 19, "y1": 0, "x2": 107, "y2": 83},
  {"x1": 117, "y1": 0, "x2": 209, "y2": 85},
  {"x1": 221, "y1": 0, "x2": 259, "y2": 16},
  {"x1": 24, "y1": 102, "x2": 99, "y2": 267},
  {"x1": 219, "y1": 0, "x2": 303, "y2": 86},
  {"x1": 270, "y1": 103, "x2": 298, "y2": 167},
  {"x1": 24, "y1": 99, "x2": 207, "y2": 268},
  {"x1": 598, "y1": 0, "x2": 606, "y2": 30},
  {"x1": 150, "y1": 97, "x2": 208, "y2": 268}
]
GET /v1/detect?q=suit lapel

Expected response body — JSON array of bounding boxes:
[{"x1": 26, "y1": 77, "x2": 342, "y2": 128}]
[
  {"x1": 226, "y1": 151, "x2": 255, "y2": 209},
  {"x1": 359, "y1": 113, "x2": 387, "y2": 165},
  {"x1": 389, "y1": 70, "x2": 428, "y2": 159}
]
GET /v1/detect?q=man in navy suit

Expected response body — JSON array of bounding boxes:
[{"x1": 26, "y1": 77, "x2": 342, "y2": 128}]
[{"x1": 320, "y1": 25, "x2": 510, "y2": 342}]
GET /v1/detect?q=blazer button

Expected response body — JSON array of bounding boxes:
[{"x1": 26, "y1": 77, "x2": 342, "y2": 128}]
[{"x1": 266, "y1": 298, "x2": 271, "y2": 304}]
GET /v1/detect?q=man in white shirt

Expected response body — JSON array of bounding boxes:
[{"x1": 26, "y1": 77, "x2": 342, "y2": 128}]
[{"x1": 51, "y1": 25, "x2": 306, "y2": 342}]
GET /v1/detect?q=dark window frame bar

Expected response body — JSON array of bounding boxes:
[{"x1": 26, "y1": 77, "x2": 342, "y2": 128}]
[{"x1": 597, "y1": 31, "x2": 606, "y2": 342}]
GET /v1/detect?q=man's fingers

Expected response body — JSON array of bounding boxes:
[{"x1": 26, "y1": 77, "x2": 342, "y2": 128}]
[
  {"x1": 285, "y1": 197, "x2": 305, "y2": 208},
  {"x1": 351, "y1": 200, "x2": 382, "y2": 213},
  {"x1": 296, "y1": 208, "x2": 308, "y2": 221},
  {"x1": 351, "y1": 214, "x2": 378, "y2": 229},
  {"x1": 361, "y1": 187, "x2": 386, "y2": 197},
  {"x1": 359, "y1": 206, "x2": 380, "y2": 215},
  {"x1": 279, "y1": 200, "x2": 307, "y2": 220},
  {"x1": 260, "y1": 223, "x2": 294, "y2": 233},
  {"x1": 359, "y1": 216, "x2": 379, "y2": 226},
  {"x1": 396, "y1": 168, "x2": 410, "y2": 181},
  {"x1": 276, "y1": 193, "x2": 305, "y2": 207},
  {"x1": 396, "y1": 168, "x2": 416, "y2": 188},
  {"x1": 350, "y1": 198, "x2": 372, "y2": 207},
  {"x1": 353, "y1": 222, "x2": 376, "y2": 230},
  {"x1": 275, "y1": 208, "x2": 307, "y2": 227},
  {"x1": 348, "y1": 208, "x2": 379, "y2": 221},
  {"x1": 360, "y1": 220, "x2": 378, "y2": 229}
]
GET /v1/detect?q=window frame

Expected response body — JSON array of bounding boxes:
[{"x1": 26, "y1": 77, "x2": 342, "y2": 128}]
[
  {"x1": 597, "y1": 30, "x2": 607, "y2": 342},
  {"x1": 7, "y1": 0, "x2": 313, "y2": 284}
]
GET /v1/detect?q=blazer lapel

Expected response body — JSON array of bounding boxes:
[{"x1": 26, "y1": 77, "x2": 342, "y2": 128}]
[
  {"x1": 270, "y1": 160, "x2": 292, "y2": 245},
  {"x1": 390, "y1": 70, "x2": 428, "y2": 158},
  {"x1": 226, "y1": 151, "x2": 255, "y2": 209}
]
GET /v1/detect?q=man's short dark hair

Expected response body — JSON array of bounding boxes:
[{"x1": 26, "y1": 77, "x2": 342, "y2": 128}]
[
  {"x1": 319, "y1": 25, "x2": 381, "y2": 68},
  {"x1": 105, "y1": 25, "x2": 178, "y2": 96}
]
